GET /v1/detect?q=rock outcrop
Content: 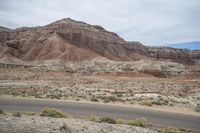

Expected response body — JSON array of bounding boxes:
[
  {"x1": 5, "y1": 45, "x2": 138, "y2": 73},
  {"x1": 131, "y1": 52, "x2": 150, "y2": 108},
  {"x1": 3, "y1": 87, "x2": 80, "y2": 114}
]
[{"x1": 0, "y1": 18, "x2": 199, "y2": 64}]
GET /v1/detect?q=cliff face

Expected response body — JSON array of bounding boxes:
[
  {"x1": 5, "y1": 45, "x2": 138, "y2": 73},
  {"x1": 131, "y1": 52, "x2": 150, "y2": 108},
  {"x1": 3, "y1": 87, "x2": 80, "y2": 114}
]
[{"x1": 0, "y1": 18, "x2": 199, "y2": 64}]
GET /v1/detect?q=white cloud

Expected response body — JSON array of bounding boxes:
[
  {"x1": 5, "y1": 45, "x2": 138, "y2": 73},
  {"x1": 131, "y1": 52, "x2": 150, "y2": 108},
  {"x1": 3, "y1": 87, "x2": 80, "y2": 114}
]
[{"x1": 0, "y1": 0, "x2": 199, "y2": 46}]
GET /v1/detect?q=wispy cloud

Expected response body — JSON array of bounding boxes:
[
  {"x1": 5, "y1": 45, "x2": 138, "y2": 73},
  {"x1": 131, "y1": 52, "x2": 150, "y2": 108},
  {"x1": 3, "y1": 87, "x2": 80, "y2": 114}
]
[{"x1": 0, "y1": 0, "x2": 200, "y2": 46}]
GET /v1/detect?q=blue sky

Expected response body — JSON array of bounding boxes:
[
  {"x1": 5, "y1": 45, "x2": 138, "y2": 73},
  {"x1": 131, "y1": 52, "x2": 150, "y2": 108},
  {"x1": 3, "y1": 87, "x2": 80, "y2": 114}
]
[
  {"x1": 169, "y1": 42, "x2": 200, "y2": 50},
  {"x1": 0, "y1": 0, "x2": 200, "y2": 49}
]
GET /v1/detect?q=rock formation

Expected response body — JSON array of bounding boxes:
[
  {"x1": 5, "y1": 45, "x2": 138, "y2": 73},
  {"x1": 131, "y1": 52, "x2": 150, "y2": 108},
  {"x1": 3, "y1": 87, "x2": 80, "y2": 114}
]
[{"x1": 0, "y1": 18, "x2": 199, "y2": 64}]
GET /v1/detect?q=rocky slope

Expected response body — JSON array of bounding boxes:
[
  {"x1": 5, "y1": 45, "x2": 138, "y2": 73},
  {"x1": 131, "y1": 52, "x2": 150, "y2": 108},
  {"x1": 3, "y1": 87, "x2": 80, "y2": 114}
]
[{"x1": 0, "y1": 18, "x2": 199, "y2": 64}]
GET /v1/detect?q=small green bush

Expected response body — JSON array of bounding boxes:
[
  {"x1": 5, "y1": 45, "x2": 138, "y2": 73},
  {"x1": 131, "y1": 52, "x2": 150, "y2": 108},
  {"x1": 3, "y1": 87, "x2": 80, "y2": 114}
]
[
  {"x1": 127, "y1": 118, "x2": 148, "y2": 127},
  {"x1": 99, "y1": 116, "x2": 116, "y2": 124},
  {"x1": 40, "y1": 107, "x2": 67, "y2": 118},
  {"x1": 160, "y1": 127, "x2": 180, "y2": 133},
  {"x1": 13, "y1": 112, "x2": 21, "y2": 117}
]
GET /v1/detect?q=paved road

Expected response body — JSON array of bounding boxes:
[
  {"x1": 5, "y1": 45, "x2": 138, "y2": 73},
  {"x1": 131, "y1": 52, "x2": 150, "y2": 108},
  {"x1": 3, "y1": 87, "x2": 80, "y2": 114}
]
[{"x1": 0, "y1": 97, "x2": 200, "y2": 132}]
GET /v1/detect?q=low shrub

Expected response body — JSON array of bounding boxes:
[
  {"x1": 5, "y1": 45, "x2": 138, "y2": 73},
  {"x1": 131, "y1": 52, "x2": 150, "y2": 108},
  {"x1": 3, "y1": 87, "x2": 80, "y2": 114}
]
[
  {"x1": 117, "y1": 94, "x2": 123, "y2": 97},
  {"x1": 152, "y1": 98, "x2": 168, "y2": 105},
  {"x1": 0, "y1": 110, "x2": 5, "y2": 115},
  {"x1": 101, "y1": 96, "x2": 118, "y2": 103},
  {"x1": 195, "y1": 104, "x2": 200, "y2": 112},
  {"x1": 90, "y1": 97, "x2": 98, "y2": 102},
  {"x1": 60, "y1": 121, "x2": 67, "y2": 130},
  {"x1": 151, "y1": 100, "x2": 163, "y2": 105},
  {"x1": 99, "y1": 116, "x2": 116, "y2": 124},
  {"x1": 141, "y1": 101, "x2": 153, "y2": 106},
  {"x1": 159, "y1": 127, "x2": 180, "y2": 133},
  {"x1": 40, "y1": 107, "x2": 67, "y2": 118},
  {"x1": 89, "y1": 116, "x2": 116, "y2": 124},
  {"x1": 25, "y1": 112, "x2": 37, "y2": 116},
  {"x1": 46, "y1": 94, "x2": 61, "y2": 99},
  {"x1": 127, "y1": 118, "x2": 148, "y2": 127},
  {"x1": 107, "y1": 96, "x2": 117, "y2": 102},
  {"x1": 13, "y1": 112, "x2": 21, "y2": 117},
  {"x1": 89, "y1": 115, "x2": 101, "y2": 122},
  {"x1": 103, "y1": 98, "x2": 110, "y2": 103},
  {"x1": 142, "y1": 98, "x2": 169, "y2": 106},
  {"x1": 116, "y1": 119, "x2": 125, "y2": 124}
]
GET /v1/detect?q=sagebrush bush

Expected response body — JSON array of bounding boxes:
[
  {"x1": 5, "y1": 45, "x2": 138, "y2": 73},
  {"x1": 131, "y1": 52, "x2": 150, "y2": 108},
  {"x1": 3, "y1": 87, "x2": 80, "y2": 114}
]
[{"x1": 40, "y1": 107, "x2": 67, "y2": 118}]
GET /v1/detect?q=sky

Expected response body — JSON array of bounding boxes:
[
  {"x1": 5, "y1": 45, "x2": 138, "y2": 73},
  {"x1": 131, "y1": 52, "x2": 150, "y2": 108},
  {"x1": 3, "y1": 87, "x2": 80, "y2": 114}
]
[
  {"x1": 0, "y1": 0, "x2": 200, "y2": 49},
  {"x1": 169, "y1": 41, "x2": 200, "y2": 50}
]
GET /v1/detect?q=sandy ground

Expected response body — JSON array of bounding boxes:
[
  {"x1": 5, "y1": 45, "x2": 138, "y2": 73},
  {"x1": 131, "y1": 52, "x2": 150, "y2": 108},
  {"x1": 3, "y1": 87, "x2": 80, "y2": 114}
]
[
  {"x1": 0, "y1": 67, "x2": 199, "y2": 114},
  {"x1": 0, "y1": 113, "x2": 156, "y2": 133}
]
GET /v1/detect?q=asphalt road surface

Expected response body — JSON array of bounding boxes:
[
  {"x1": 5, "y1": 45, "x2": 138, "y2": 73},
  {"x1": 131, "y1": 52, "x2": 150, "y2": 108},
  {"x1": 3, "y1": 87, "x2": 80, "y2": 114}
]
[{"x1": 0, "y1": 97, "x2": 200, "y2": 132}]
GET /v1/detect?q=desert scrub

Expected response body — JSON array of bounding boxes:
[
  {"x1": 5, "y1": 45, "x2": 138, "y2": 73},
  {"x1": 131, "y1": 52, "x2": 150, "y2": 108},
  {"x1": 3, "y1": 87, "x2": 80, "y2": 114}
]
[
  {"x1": 25, "y1": 112, "x2": 37, "y2": 116},
  {"x1": 89, "y1": 116, "x2": 116, "y2": 124},
  {"x1": 142, "y1": 98, "x2": 169, "y2": 106},
  {"x1": 141, "y1": 101, "x2": 153, "y2": 106},
  {"x1": 89, "y1": 115, "x2": 101, "y2": 122},
  {"x1": 127, "y1": 118, "x2": 148, "y2": 127},
  {"x1": 40, "y1": 107, "x2": 67, "y2": 118},
  {"x1": 13, "y1": 112, "x2": 21, "y2": 117},
  {"x1": 0, "y1": 110, "x2": 6, "y2": 115},
  {"x1": 152, "y1": 98, "x2": 169, "y2": 105},
  {"x1": 46, "y1": 94, "x2": 61, "y2": 99},
  {"x1": 117, "y1": 94, "x2": 123, "y2": 97},
  {"x1": 195, "y1": 104, "x2": 200, "y2": 112},
  {"x1": 158, "y1": 127, "x2": 180, "y2": 133},
  {"x1": 101, "y1": 96, "x2": 118, "y2": 103},
  {"x1": 116, "y1": 119, "x2": 125, "y2": 124},
  {"x1": 90, "y1": 96, "x2": 98, "y2": 102},
  {"x1": 99, "y1": 116, "x2": 116, "y2": 124},
  {"x1": 60, "y1": 121, "x2": 67, "y2": 130},
  {"x1": 103, "y1": 98, "x2": 110, "y2": 103}
]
